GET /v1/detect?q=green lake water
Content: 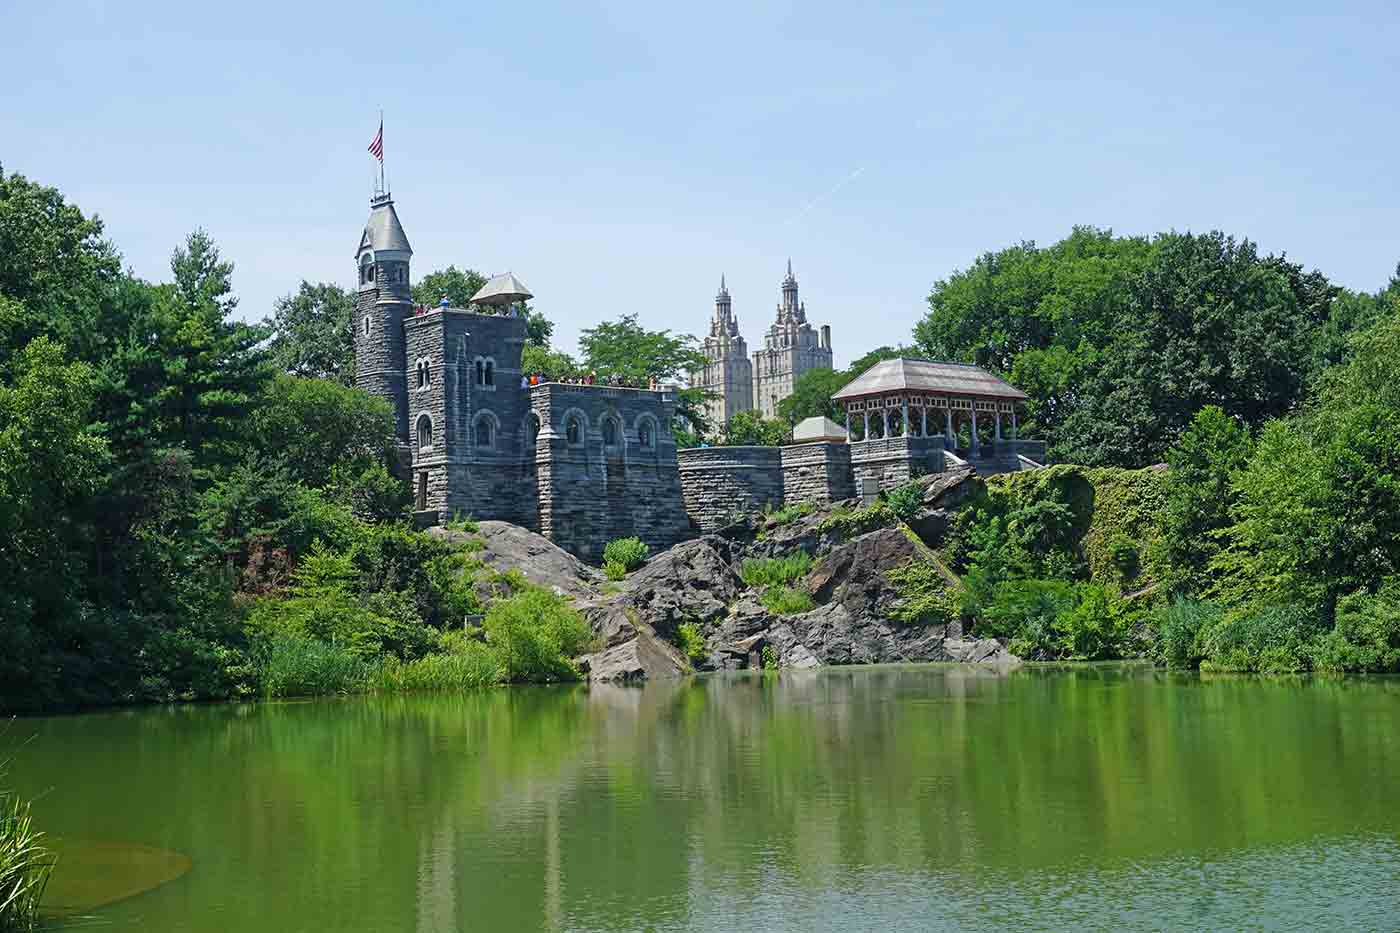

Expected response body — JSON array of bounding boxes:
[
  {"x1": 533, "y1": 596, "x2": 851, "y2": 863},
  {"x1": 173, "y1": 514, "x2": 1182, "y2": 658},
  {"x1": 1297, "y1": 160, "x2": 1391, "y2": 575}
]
[{"x1": 10, "y1": 664, "x2": 1400, "y2": 931}]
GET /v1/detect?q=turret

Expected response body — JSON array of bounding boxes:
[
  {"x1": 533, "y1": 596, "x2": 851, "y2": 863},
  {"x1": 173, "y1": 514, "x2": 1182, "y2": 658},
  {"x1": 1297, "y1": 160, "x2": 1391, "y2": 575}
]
[
  {"x1": 353, "y1": 193, "x2": 414, "y2": 442},
  {"x1": 781, "y1": 258, "x2": 799, "y2": 316}
]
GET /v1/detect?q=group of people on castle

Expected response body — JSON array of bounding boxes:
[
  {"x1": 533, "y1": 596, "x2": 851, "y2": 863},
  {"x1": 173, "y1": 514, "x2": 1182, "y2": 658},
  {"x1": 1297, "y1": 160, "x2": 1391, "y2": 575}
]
[{"x1": 521, "y1": 371, "x2": 660, "y2": 390}]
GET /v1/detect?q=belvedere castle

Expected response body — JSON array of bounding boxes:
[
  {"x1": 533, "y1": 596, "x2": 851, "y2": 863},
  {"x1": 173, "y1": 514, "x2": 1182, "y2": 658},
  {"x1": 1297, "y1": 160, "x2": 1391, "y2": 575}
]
[{"x1": 352, "y1": 192, "x2": 1043, "y2": 562}]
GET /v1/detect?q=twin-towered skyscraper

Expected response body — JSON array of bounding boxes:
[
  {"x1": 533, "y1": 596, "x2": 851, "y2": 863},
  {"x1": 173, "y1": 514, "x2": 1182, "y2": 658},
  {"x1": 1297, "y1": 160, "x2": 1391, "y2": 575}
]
[{"x1": 694, "y1": 262, "x2": 834, "y2": 430}]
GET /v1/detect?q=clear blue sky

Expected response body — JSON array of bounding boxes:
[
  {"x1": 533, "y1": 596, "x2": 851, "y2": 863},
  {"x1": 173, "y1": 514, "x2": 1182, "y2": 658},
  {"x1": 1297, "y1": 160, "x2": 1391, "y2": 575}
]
[{"x1": 6, "y1": 0, "x2": 1398, "y2": 368}]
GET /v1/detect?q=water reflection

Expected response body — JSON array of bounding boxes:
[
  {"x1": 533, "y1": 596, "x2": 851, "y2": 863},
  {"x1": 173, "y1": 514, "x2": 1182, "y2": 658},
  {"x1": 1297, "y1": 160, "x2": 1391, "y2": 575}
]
[{"x1": 6, "y1": 665, "x2": 1399, "y2": 931}]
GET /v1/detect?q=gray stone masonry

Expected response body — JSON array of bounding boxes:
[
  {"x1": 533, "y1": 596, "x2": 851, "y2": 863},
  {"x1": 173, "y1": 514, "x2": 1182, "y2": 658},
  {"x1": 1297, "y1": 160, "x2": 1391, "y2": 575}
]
[
  {"x1": 780, "y1": 442, "x2": 854, "y2": 505},
  {"x1": 403, "y1": 309, "x2": 531, "y2": 523},
  {"x1": 531, "y1": 383, "x2": 691, "y2": 563},
  {"x1": 850, "y1": 436, "x2": 945, "y2": 491},
  {"x1": 677, "y1": 447, "x2": 785, "y2": 532}
]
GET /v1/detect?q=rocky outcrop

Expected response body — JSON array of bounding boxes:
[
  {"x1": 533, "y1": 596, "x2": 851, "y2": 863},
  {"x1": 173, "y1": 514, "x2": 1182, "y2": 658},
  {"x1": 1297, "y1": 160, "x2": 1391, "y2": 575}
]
[
  {"x1": 577, "y1": 626, "x2": 687, "y2": 683},
  {"x1": 905, "y1": 467, "x2": 982, "y2": 546},
  {"x1": 614, "y1": 536, "x2": 744, "y2": 637},
  {"x1": 432, "y1": 521, "x2": 602, "y2": 599}
]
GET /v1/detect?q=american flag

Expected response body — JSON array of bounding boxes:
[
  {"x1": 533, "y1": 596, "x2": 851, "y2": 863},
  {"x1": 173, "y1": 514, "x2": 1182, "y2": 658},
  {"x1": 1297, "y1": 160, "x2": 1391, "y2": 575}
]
[{"x1": 368, "y1": 119, "x2": 384, "y2": 162}]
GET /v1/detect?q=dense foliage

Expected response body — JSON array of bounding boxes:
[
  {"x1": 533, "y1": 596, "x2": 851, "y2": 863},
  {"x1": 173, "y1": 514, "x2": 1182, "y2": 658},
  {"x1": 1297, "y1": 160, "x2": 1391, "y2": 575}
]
[
  {"x1": 942, "y1": 291, "x2": 1400, "y2": 671},
  {"x1": 915, "y1": 226, "x2": 1396, "y2": 465}
]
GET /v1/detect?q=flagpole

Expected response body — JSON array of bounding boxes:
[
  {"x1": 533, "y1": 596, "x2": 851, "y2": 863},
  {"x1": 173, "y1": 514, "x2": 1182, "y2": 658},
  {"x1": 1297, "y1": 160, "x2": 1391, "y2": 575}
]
[{"x1": 380, "y1": 109, "x2": 387, "y2": 196}]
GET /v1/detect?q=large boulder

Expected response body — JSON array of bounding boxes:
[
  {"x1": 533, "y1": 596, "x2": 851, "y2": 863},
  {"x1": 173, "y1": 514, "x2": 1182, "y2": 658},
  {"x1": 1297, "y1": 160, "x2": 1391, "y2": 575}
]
[
  {"x1": 618, "y1": 535, "x2": 744, "y2": 637},
  {"x1": 806, "y1": 526, "x2": 920, "y2": 620},
  {"x1": 432, "y1": 521, "x2": 602, "y2": 599},
  {"x1": 577, "y1": 627, "x2": 688, "y2": 683},
  {"x1": 905, "y1": 467, "x2": 982, "y2": 547}
]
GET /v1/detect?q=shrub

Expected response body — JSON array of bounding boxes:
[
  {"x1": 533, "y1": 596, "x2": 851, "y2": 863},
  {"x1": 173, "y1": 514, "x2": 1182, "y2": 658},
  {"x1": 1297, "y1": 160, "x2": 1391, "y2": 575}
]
[
  {"x1": 885, "y1": 561, "x2": 960, "y2": 627},
  {"x1": 1310, "y1": 585, "x2": 1400, "y2": 673},
  {"x1": 1198, "y1": 604, "x2": 1325, "y2": 674},
  {"x1": 0, "y1": 773, "x2": 53, "y2": 933},
  {"x1": 676, "y1": 622, "x2": 707, "y2": 663},
  {"x1": 882, "y1": 481, "x2": 925, "y2": 522},
  {"x1": 759, "y1": 586, "x2": 815, "y2": 615},
  {"x1": 376, "y1": 636, "x2": 500, "y2": 692},
  {"x1": 765, "y1": 500, "x2": 817, "y2": 527},
  {"x1": 1150, "y1": 598, "x2": 1221, "y2": 669},
  {"x1": 444, "y1": 511, "x2": 479, "y2": 533},
  {"x1": 1107, "y1": 534, "x2": 1140, "y2": 580},
  {"x1": 968, "y1": 578, "x2": 1135, "y2": 660},
  {"x1": 740, "y1": 551, "x2": 813, "y2": 588},
  {"x1": 484, "y1": 587, "x2": 593, "y2": 683},
  {"x1": 816, "y1": 500, "x2": 895, "y2": 538},
  {"x1": 251, "y1": 633, "x2": 374, "y2": 698},
  {"x1": 603, "y1": 537, "x2": 649, "y2": 573},
  {"x1": 603, "y1": 561, "x2": 628, "y2": 582},
  {"x1": 761, "y1": 645, "x2": 778, "y2": 670}
]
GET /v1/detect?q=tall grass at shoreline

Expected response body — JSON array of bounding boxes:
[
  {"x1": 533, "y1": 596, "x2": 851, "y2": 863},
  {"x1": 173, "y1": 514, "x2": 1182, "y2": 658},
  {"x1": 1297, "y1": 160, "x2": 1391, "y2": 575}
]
[{"x1": 0, "y1": 771, "x2": 52, "y2": 933}]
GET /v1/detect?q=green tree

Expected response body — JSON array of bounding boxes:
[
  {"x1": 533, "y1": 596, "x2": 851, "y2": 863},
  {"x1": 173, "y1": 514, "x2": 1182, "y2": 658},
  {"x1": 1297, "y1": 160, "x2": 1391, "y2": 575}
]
[
  {"x1": 0, "y1": 337, "x2": 110, "y2": 706},
  {"x1": 1059, "y1": 233, "x2": 1334, "y2": 467},
  {"x1": 250, "y1": 375, "x2": 396, "y2": 490},
  {"x1": 578, "y1": 313, "x2": 702, "y2": 383},
  {"x1": 1159, "y1": 406, "x2": 1253, "y2": 593},
  {"x1": 845, "y1": 345, "x2": 910, "y2": 379},
  {"x1": 267, "y1": 281, "x2": 356, "y2": 385},
  {"x1": 776, "y1": 367, "x2": 850, "y2": 425},
  {"x1": 718, "y1": 410, "x2": 788, "y2": 446},
  {"x1": 520, "y1": 344, "x2": 579, "y2": 381}
]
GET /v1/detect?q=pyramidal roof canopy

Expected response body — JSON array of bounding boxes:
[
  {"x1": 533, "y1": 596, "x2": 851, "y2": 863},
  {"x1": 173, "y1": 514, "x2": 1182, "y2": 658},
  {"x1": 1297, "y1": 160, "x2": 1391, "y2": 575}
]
[
  {"x1": 357, "y1": 195, "x2": 412, "y2": 257},
  {"x1": 471, "y1": 272, "x2": 534, "y2": 306},
  {"x1": 832, "y1": 358, "x2": 1028, "y2": 402},
  {"x1": 792, "y1": 415, "x2": 848, "y2": 442}
]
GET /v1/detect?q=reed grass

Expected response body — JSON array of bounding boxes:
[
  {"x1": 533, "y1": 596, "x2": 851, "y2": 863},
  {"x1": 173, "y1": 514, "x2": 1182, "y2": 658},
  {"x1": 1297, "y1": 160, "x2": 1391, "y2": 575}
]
[{"x1": 0, "y1": 773, "x2": 53, "y2": 932}]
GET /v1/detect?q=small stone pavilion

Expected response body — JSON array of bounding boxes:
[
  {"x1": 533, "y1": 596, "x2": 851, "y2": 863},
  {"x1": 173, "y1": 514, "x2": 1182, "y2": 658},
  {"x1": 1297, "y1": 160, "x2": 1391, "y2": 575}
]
[{"x1": 832, "y1": 358, "x2": 1045, "y2": 484}]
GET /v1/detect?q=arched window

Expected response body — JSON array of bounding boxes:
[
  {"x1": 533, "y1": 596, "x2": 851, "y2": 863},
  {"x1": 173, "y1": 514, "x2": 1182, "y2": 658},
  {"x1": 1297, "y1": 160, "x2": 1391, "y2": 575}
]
[
  {"x1": 638, "y1": 418, "x2": 655, "y2": 450},
  {"x1": 360, "y1": 256, "x2": 374, "y2": 285},
  {"x1": 602, "y1": 417, "x2": 619, "y2": 448},
  {"x1": 474, "y1": 415, "x2": 495, "y2": 448},
  {"x1": 566, "y1": 416, "x2": 582, "y2": 446},
  {"x1": 363, "y1": 315, "x2": 371, "y2": 336},
  {"x1": 417, "y1": 414, "x2": 433, "y2": 452},
  {"x1": 484, "y1": 360, "x2": 494, "y2": 387}
]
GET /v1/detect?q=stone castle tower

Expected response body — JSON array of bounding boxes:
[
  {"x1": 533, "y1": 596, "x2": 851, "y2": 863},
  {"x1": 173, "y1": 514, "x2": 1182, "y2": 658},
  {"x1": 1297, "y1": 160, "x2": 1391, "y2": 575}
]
[
  {"x1": 694, "y1": 275, "x2": 754, "y2": 429},
  {"x1": 752, "y1": 260, "x2": 833, "y2": 419},
  {"x1": 354, "y1": 193, "x2": 415, "y2": 445}
]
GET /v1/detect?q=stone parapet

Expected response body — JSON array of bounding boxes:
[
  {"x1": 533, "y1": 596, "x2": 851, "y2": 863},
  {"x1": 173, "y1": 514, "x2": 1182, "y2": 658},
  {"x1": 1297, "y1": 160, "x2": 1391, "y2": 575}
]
[
  {"x1": 849, "y1": 435, "x2": 944, "y2": 491},
  {"x1": 678, "y1": 447, "x2": 785, "y2": 532},
  {"x1": 780, "y1": 442, "x2": 854, "y2": 505}
]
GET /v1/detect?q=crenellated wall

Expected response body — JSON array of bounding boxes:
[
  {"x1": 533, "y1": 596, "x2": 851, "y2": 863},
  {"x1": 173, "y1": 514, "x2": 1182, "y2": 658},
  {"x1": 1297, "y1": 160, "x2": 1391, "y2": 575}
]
[{"x1": 531, "y1": 383, "x2": 691, "y2": 562}]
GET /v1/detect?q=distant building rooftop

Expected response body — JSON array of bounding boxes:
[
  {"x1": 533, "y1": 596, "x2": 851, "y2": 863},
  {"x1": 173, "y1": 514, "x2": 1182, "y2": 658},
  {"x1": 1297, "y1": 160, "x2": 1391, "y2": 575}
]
[{"x1": 832, "y1": 357, "x2": 1028, "y2": 402}]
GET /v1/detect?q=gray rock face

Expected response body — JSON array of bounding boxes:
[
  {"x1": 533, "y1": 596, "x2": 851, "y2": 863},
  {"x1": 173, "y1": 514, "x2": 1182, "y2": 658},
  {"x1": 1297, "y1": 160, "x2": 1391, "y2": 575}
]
[
  {"x1": 577, "y1": 627, "x2": 687, "y2": 683},
  {"x1": 617, "y1": 535, "x2": 744, "y2": 638},
  {"x1": 432, "y1": 520, "x2": 602, "y2": 599}
]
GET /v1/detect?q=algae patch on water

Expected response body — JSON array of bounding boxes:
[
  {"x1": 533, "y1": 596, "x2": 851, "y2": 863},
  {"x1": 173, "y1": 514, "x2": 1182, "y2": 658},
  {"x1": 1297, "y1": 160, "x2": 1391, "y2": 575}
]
[{"x1": 41, "y1": 838, "x2": 191, "y2": 916}]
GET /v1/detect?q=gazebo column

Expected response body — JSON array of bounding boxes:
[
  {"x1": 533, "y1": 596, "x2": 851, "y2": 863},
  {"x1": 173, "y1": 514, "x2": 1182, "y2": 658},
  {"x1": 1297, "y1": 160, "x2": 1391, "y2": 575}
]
[
  {"x1": 1011, "y1": 409, "x2": 1018, "y2": 440},
  {"x1": 845, "y1": 408, "x2": 851, "y2": 442},
  {"x1": 921, "y1": 408, "x2": 928, "y2": 437},
  {"x1": 862, "y1": 411, "x2": 870, "y2": 441},
  {"x1": 971, "y1": 410, "x2": 980, "y2": 450},
  {"x1": 901, "y1": 400, "x2": 909, "y2": 438},
  {"x1": 995, "y1": 409, "x2": 1002, "y2": 441},
  {"x1": 945, "y1": 408, "x2": 954, "y2": 445},
  {"x1": 881, "y1": 408, "x2": 890, "y2": 438}
]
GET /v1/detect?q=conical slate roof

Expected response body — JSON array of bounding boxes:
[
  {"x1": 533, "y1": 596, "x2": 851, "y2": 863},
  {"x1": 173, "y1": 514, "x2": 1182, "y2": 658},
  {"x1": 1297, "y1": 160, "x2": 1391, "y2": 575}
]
[
  {"x1": 832, "y1": 358, "x2": 1028, "y2": 401},
  {"x1": 471, "y1": 272, "x2": 534, "y2": 306},
  {"x1": 357, "y1": 196, "x2": 412, "y2": 256}
]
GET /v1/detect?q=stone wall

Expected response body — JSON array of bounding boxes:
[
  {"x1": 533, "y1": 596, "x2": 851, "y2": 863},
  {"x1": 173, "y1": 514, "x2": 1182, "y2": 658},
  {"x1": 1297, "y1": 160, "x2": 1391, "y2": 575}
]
[
  {"x1": 532, "y1": 383, "x2": 690, "y2": 563},
  {"x1": 964, "y1": 439, "x2": 1048, "y2": 476},
  {"x1": 403, "y1": 309, "x2": 530, "y2": 522},
  {"x1": 677, "y1": 447, "x2": 785, "y2": 532},
  {"x1": 780, "y1": 442, "x2": 854, "y2": 505},
  {"x1": 849, "y1": 436, "x2": 945, "y2": 491}
]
